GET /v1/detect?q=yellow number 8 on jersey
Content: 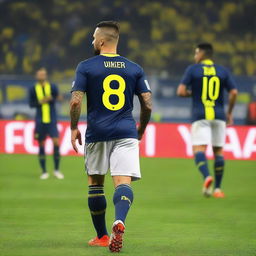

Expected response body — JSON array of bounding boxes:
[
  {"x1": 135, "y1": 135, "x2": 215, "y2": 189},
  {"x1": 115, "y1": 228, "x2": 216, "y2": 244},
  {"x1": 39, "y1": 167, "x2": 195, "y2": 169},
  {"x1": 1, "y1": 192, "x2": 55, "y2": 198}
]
[{"x1": 102, "y1": 74, "x2": 126, "y2": 111}]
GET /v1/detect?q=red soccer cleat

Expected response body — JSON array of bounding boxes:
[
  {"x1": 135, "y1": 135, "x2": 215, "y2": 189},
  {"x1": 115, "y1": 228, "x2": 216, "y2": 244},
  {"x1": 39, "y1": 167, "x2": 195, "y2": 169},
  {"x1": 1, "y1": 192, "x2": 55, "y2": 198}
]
[
  {"x1": 88, "y1": 235, "x2": 110, "y2": 247},
  {"x1": 109, "y1": 220, "x2": 125, "y2": 253},
  {"x1": 213, "y1": 188, "x2": 225, "y2": 198},
  {"x1": 202, "y1": 176, "x2": 213, "y2": 197}
]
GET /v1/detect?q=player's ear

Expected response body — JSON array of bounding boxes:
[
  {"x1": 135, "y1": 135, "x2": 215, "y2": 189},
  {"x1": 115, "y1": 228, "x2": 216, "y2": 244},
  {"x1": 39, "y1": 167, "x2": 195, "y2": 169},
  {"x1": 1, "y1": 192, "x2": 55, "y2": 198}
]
[{"x1": 100, "y1": 39, "x2": 104, "y2": 47}]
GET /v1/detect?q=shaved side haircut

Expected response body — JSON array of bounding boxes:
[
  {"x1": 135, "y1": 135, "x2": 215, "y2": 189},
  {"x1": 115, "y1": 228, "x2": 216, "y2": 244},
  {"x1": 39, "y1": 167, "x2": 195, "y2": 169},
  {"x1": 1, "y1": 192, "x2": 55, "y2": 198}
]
[{"x1": 96, "y1": 21, "x2": 120, "y2": 41}]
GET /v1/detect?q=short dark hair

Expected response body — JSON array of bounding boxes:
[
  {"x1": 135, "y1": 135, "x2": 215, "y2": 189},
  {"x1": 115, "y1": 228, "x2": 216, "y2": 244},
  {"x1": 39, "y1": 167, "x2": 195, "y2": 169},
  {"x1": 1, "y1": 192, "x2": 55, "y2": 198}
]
[
  {"x1": 96, "y1": 21, "x2": 120, "y2": 33},
  {"x1": 197, "y1": 43, "x2": 213, "y2": 57}
]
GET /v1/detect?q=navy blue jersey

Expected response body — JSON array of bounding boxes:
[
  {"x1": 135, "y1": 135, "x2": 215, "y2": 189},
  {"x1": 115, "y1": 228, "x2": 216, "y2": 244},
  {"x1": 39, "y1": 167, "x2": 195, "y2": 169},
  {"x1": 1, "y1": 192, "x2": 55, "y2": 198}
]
[
  {"x1": 71, "y1": 54, "x2": 151, "y2": 143},
  {"x1": 180, "y1": 59, "x2": 236, "y2": 121},
  {"x1": 29, "y1": 82, "x2": 59, "y2": 124}
]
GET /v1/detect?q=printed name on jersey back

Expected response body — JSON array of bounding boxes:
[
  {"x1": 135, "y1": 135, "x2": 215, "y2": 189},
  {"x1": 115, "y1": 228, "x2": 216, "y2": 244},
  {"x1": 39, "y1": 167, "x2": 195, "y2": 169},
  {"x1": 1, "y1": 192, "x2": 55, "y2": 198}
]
[{"x1": 104, "y1": 61, "x2": 125, "y2": 68}]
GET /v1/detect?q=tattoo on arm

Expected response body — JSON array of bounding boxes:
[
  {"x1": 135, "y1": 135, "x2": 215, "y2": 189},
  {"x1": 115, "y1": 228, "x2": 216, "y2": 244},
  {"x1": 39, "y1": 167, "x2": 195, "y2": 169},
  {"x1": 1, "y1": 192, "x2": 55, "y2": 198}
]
[
  {"x1": 70, "y1": 91, "x2": 84, "y2": 130},
  {"x1": 138, "y1": 92, "x2": 152, "y2": 136}
]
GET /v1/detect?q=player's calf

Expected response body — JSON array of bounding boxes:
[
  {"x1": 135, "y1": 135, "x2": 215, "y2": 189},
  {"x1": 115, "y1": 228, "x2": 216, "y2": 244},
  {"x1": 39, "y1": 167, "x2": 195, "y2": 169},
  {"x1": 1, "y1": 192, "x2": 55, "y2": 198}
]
[
  {"x1": 214, "y1": 155, "x2": 224, "y2": 189},
  {"x1": 113, "y1": 184, "x2": 133, "y2": 223},
  {"x1": 88, "y1": 185, "x2": 108, "y2": 241},
  {"x1": 38, "y1": 145, "x2": 47, "y2": 176},
  {"x1": 194, "y1": 151, "x2": 210, "y2": 179}
]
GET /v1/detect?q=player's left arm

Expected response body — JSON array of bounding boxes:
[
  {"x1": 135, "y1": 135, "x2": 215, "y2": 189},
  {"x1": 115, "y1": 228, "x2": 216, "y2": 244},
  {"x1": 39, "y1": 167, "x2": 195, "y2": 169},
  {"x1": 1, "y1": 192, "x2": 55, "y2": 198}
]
[
  {"x1": 29, "y1": 87, "x2": 40, "y2": 108},
  {"x1": 70, "y1": 91, "x2": 84, "y2": 152}
]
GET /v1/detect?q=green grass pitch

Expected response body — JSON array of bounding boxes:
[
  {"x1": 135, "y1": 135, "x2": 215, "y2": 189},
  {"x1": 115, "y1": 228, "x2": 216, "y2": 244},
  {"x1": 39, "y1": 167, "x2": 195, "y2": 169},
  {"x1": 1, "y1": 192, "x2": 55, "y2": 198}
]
[{"x1": 0, "y1": 154, "x2": 255, "y2": 256}]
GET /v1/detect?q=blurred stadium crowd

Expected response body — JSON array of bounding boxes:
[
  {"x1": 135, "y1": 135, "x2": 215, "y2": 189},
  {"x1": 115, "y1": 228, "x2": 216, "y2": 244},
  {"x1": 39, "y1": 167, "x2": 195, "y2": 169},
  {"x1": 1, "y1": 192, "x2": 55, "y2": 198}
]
[
  {"x1": 1, "y1": 0, "x2": 255, "y2": 76},
  {"x1": 0, "y1": 0, "x2": 256, "y2": 123}
]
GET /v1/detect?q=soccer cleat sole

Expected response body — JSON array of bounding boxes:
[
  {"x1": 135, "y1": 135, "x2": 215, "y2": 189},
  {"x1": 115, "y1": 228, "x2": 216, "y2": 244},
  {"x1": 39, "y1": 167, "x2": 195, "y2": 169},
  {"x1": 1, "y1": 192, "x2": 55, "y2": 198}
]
[{"x1": 109, "y1": 222, "x2": 125, "y2": 253}]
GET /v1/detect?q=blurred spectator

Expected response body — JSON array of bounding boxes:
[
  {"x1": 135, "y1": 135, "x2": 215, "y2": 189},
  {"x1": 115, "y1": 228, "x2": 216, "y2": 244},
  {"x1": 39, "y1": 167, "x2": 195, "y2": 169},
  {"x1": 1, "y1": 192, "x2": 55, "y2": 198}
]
[{"x1": 0, "y1": 0, "x2": 255, "y2": 77}]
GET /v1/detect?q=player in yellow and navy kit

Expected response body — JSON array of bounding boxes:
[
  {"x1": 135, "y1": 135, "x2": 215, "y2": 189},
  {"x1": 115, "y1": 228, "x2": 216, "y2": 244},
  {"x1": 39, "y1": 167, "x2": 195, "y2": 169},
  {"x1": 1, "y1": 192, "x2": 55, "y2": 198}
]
[
  {"x1": 177, "y1": 43, "x2": 238, "y2": 198},
  {"x1": 29, "y1": 68, "x2": 64, "y2": 180},
  {"x1": 69, "y1": 21, "x2": 152, "y2": 252}
]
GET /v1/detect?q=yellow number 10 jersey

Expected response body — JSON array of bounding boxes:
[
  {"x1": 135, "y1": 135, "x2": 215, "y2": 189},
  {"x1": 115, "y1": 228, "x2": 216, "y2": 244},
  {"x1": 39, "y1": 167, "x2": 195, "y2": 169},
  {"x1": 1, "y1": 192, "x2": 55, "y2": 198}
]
[{"x1": 180, "y1": 59, "x2": 236, "y2": 122}]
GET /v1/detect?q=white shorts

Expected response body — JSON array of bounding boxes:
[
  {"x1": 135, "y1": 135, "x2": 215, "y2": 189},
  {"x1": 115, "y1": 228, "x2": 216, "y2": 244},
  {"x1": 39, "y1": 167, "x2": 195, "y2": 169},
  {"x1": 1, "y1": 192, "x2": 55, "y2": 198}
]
[
  {"x1": 85, "y1": 138, "x2": 141, "y2": 181},
  {"x1": 191, "y1": 119, "x2": 226, "y2": 147}
]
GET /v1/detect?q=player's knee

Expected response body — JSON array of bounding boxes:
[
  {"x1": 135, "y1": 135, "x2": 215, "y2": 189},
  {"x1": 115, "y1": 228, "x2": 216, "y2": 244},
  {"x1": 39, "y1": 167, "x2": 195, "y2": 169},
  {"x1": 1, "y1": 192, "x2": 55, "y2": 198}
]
[
  {"x1": 39, "y1": 140, "x2": 45, "y2": 147},
  {"x1": 113, "y1": 176, "x2": 131, "y2": 187},
  {"x1": 88, "y1": 175, "x2": 105, "y2": 186},
  {"x1": 193, "y1": 145, "x2": 207, "y2": 154},
  {"x1": 52, "y1": 138, "x2": 59, "y2": 146},
  {"x1": 213, "y1": 146, "x2": 223, "y2": 156}
]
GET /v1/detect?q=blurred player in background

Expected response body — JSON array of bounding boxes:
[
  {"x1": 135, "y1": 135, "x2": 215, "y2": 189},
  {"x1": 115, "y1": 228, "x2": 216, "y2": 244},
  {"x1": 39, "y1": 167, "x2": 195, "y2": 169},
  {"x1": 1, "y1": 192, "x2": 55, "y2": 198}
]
[
  {"x1": 177, "y1": 43, "x2": 238, "y2": 198},
  {"x1": 70, "y1": 21, "x2": 152, "y2": 252},
  {"x1": 29, "y1": 68, "x2": 64, "y2": 180}
]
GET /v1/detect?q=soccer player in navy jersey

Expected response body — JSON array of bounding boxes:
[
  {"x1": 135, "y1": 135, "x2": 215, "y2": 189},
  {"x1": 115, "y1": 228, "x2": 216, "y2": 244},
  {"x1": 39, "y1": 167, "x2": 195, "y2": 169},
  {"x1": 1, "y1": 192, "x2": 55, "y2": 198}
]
[
  {"x1": 177, "y1": 43, "x2": 238, "y2": 198},
  {"x1": 29, "y1": 68, "x2": 64, "y2": 180},
  {"x1": 69, "y1": 21, "x2": 152, "y2": 252}
]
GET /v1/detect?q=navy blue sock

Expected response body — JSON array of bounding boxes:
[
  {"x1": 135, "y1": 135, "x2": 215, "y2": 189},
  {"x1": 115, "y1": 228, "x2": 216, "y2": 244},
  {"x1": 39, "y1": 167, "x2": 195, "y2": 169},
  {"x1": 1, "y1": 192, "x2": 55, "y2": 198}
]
[
  {"x1": 88, "y1": 185, "x2": 108, "y2": 238},
  {"x1": 214, "y1": 155, "x2": 225, "y2": 188},
  {"x1": 38, "y1": 146, "x2": 46, "y2": 173},
  {"x1": 194, "y1": 151, "x2": 210, "y2": 179},
  {"x1": 113, "y1": 184, "x2": 134, "y2": 224},
  {"x1": 53, "y1": 145, "x2": 60, "y2": 170}
]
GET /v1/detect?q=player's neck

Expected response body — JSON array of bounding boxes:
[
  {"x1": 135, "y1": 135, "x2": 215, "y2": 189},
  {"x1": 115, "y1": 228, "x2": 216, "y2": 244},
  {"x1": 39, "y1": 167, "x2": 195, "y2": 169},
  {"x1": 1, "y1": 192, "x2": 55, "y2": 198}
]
[
  {"x1": 100, "y1": 47, "x2": 117, "y2": 55},
  {"x1": 38, "y1": 80, "x2": 47, "y2": 86}
]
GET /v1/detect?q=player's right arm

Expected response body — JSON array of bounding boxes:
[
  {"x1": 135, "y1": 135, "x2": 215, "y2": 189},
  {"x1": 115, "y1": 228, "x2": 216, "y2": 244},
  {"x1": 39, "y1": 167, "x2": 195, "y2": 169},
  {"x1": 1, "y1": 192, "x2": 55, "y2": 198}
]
[
  {"x1": 137, "y1": 92, "x2": 152, "y2": 140},
  {"x1": 226, "y1": 89, "x2": 238, "y2": 125},
  {"x1": 70, "y1": 91, "x2": 84, "y2": 152},
  {"x1": 69, "y1": 62, "x2": 87, "y2": 152},
  {"x1": 225, "y1": 70, "x2": 238, "y2": 126},
  {"x1": 135, "y1": 67, "x2": 152, "y2": 140},
  {"x1": 177, "y1": 65, "x2": 193, "y2": 97},
  {"x1": 28, "y1": 87, "x2": 40, "y2": 108}
]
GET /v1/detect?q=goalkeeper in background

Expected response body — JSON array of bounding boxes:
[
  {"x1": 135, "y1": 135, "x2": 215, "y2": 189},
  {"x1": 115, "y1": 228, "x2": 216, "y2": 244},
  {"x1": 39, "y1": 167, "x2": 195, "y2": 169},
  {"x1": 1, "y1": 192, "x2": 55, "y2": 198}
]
[{"x1": 29, "y1": 68, "x2": 64, "y2": 180}]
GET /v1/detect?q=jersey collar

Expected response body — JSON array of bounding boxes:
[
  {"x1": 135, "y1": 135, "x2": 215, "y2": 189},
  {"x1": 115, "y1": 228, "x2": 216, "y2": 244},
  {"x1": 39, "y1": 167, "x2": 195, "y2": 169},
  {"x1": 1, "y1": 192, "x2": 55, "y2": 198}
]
[
  {"x1": 100, "y1": 53, "x2": 120, "y2": 57},
  {"x1": 201, "y1": 59, "x2": 214, "y2": 65}
]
